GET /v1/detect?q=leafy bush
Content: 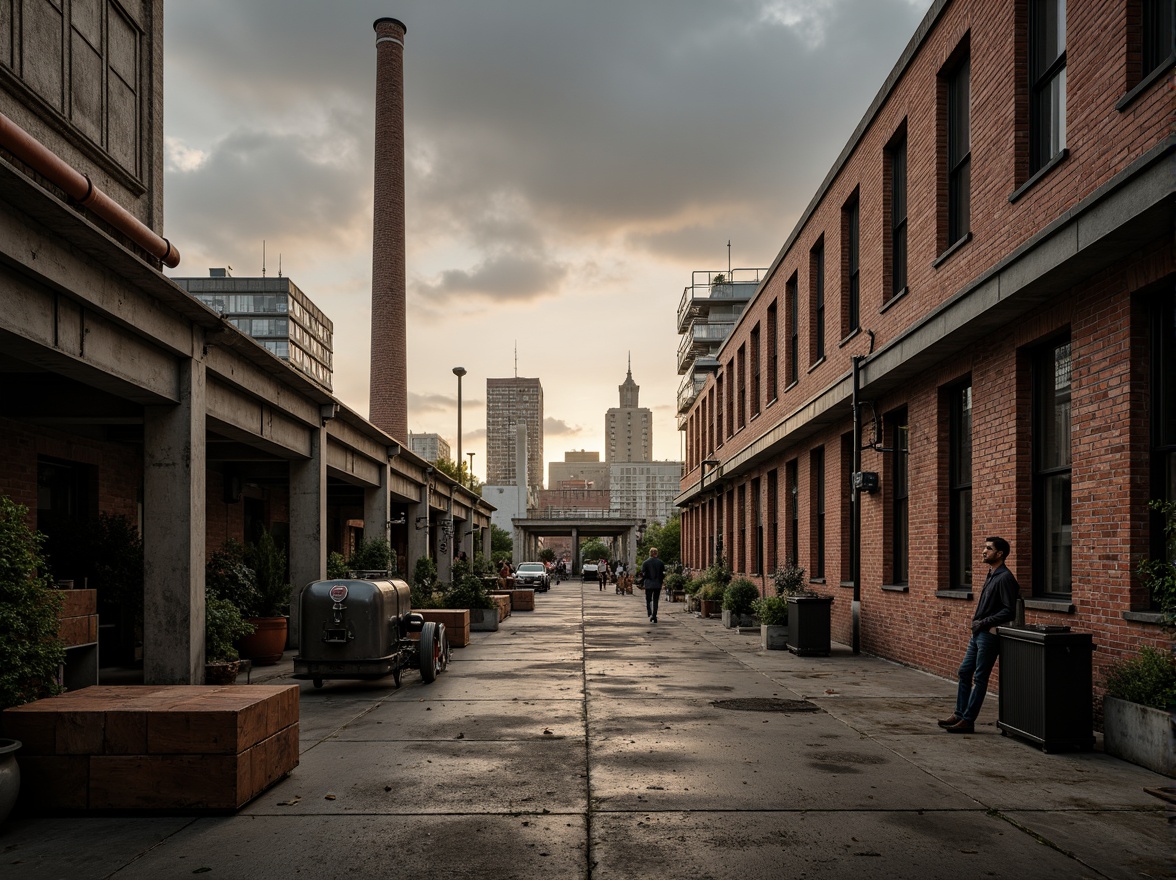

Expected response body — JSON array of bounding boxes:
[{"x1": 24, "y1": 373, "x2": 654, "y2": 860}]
[
  {"x1": 723, "y1": 578, "x2": 760, "y2": 614},
  {"x1": 206, "y1": 539, "x2": 257, "y2": 604},
  {"x1": 1104, "y1": 647, "x2": 1176, "y2": 711},
  {"x1": 205, "y1": 595, "x2": 254, "y2": 662},
  {"x1": 772, "y1": 563, "x2": 810, "y2": 597},
  {"x1": 350, "y1": 537, "x2": 395, "y2": 575},
  {"x1": 1138, "y1": 499, "x2": 1176, "y2": 633},
  {"x1": 243, "y1": 530, "x2": 290, "y2": 617},
  {"x1": 753, "y1": 595, "x2": 789, "y2": 626},
  {"x1": 442, "y1": 560, "x2": 494, "y2": 610},
  {"x1": 327, "y1": 552, "x2": 349, "y2": 579},
  {"x1": 664, "y1": 571, "x2": 688, "y2": 593},
  {"x1": 0, "y1": 496, "x2": 65, "y2": 709},
  {"x1": 704, "y1": 560, "x2": 733, "y2": 590},
  {"x1": 411, "y1": 556, "x2": 439, "y2": 609},
  {"x1": 684, "y1": 576, "x2": 705, "y2": 596},
  {"x1": 698, "y1": 581, "x2": 725, "y2": 602}
]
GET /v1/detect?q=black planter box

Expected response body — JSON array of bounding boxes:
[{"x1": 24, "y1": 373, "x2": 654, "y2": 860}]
[
  {"x1": 996, "y1": 625, "x2": 1095, "y2": 752},
  {"x1": 786, "y1": 595, "x2": 833, "y2": 656}
]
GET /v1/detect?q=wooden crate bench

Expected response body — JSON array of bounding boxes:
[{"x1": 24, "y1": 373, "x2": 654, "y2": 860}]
[
  {"x1": 489, "y1": 593, "x2": 512, "y2": 621},
  {"x1": 418, "y1": 609, "x2": 470, "y2": 647},
  {"x1": 0, "y1": 684, "x2": 299, "y2": 812},
  {"x1": 501, "y1": 588, "x2": 535, "y2": 611}
]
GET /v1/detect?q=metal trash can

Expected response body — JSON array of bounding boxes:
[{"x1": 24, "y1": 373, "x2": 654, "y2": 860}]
[{"x1": 996, "y1": 625, "x2": 1095, "y2": 752}]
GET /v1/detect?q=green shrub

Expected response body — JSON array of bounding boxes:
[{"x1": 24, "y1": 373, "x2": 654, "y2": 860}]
[
  {"x1": 684, "y1": 576, "x2": 705, "y2": 595},
  {"x1": 704, "y1": 560, "x2": 733, "y2": 590},
  {"x1": 205, "y1": 595, "x2": 254, "y2": 662},
  {"x1": 664, "y1": 571, "x2": 687, "y2": 593},
  {"x1": 244, "y1": 530, "x2": 290, "y2": 617},
  {"x1": 1138, "y1": 499, "x2": 1176, "y2": 633},
  {"x1": 1104, "y1": 647, "x2": 1176, "y2": 711},
  {"x1": 0, "y1": 496, "x2": 65, "y2": 709},
  {"x1": 350, "y1": 537, "x2": 395, "y2": 575},
  {"x1": 723, "y1": 578, "x2": 760, "y2": 614},
  {"x1": 753, "y1": 595, "x2": 789, "y2": 626},
  {"x1": 206, "y1": 539, "x2": 256, "y2": 604},
  {"x1": 411, "y1": 556, "x2": 439, "y2": 608},
  {"x1": 442, "y1": 559, "x2": 494, "y2": 610},
  {"x1": 326, "y1": 552, "x2": 349, "y2": 579},
  {"x1": 698, "y1": 581, "x2": 725, "y2": 602},
  {"x1": 772, "y1": 563, "x2": 809, "y2": 597}
]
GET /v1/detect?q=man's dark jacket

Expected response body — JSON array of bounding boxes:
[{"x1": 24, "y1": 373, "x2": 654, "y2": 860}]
[
  {"x1": 972, "y1": 563, "x2": 1020, "y2": 634},
  {"x1": 641, "y1": 556, "x2": 666, "y2": 587}
]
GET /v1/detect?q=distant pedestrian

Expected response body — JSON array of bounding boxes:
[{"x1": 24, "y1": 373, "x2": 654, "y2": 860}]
[
  {"x1": 641, "y1": 547, "x2": 666, "y2": 623},
  {"x1": 598, "y1": 560, "x2": 609, "y2": 591},
  {"x1": 939, "y1": 536, "x2": 1020, "y2": 734}
]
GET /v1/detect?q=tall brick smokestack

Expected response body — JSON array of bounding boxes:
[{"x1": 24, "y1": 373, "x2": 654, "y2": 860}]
[{"x1": 369, "y1": 17, "x2": 408, "y2": 440}]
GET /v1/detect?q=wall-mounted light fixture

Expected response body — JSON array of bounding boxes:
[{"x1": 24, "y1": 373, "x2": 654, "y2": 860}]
[{"x1": 320, "y1": 402, "x2": 340, "y2": 425}]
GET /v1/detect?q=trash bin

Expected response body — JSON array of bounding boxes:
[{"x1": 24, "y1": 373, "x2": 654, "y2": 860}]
[{"x1": 996, "y1": 625, "x2": 1095, "y2": 752}]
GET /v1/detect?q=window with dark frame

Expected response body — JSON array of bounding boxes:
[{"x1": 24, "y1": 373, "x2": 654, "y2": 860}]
[
  {"x1": 736, "y1": 345, "x2": 747, "y2": 429},
  {"x1": 750, "y1": 324, "x2": 761, "y2": 419},
  {"x1": 1030, "y1": 0, "x2": 1067, "y2": 174},
  {"x1": 1142, "y1": 0, "x2": 1176, "y2": 79},
  {"x1": 812, "y1": 446, "x2": 826, "y2": 579},
  {"x1": 726, "y1": 359, "x2": 735, "y2": 438},
  {"x1": 752, "y1": 477, "x2": 763, "y2": 575},
  {"x1": 727, "y1": 487, "x2": 736, "y2": 570},
  {"x1": 1032, "y1": 338, "x2": 1073, "y2": 597},
  {"x1": 843, "y1": 194, "x2": 860, "y2": 336},
  {"x1": 737, "y1": 483, "x2": 747, "y2": 573},
  {"x1": 708, "y1": 387, "x2": 716, "y2": 454},
  {"x1": 786, "y1": 459, "x2": 799, "y2": 566},
  {"x1": 767, "y1": 300, "x2": 778, "y2": 404},
  {"x1": 889, "y1": 409, "x2": 909, "y2": 585},
  {"x1": 841, "y1": 433, "x2": 855, "y2": 584},
  {"x1": 715, "y1": 377, "x2": 723, "y2": 447},
  {"x1": 1149, "y1": 290, "x2": 1176, "y2": 592},
  {"x1": 787, "y1": 274, "x2": 800, "y2": 385},
  {"x1": 767, "y1": 469, "x2": 779, "y2": 574},
  {"x1": 811, "y1": 239, "x2": 826, "y2": 363},
  {"x1": 947, "y1": 55, "x2": 971, "y2": 246},
  {"x1": 950, "y1": 383, "x2": 973, "y2": 591},
  {"x1": 888, "y1": 128, "x2": 908, "y2": 299}
]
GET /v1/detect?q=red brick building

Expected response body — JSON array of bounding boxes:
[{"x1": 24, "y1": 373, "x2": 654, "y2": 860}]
[{"x1": 677, "y1": 0, "x2": 1173, "y2": 695}]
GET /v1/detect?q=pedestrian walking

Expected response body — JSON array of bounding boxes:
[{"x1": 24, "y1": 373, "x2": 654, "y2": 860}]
[
  {"x1": 641, "y1": 547, "x2": 666, "y2": 623},
  {"x1": 939, "y1": 536, "x2": 1020, "y2": 734},
  {"x1": 598, "y1": 560, "x2": 609, "y2": 591}
]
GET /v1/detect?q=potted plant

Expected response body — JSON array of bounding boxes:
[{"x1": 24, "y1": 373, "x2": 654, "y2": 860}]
[
  {"x1": 772, "y1": 563, "x2": 833, "y2": 656},
  {"x1": 664, "y1": 571, "x2": 688, "y2": 602},
  {"x1": 0, "y1": 496, "x2": 65, "y2": 824},
  {"x1": 754, "y1": 595, "x2": 789, "y2": 650},
  {"x1": 441, "y1": 560, "x2": 497, "y2": 633},
  {"x1": 1102, "y1": 500, "x2": 1176, "y2": 775},
  {"x1": 238, "y1": 531, "x2": 291, "y2": 666},
  {"x1": 722, "y1": 578, "x2": 759, "y2": 628},
  {"x1": 204, "y1": 595, "x2": 254, "y2": 684},
  {"x1": 698, "y1": 581, "x2": 724, "y2": 619}
]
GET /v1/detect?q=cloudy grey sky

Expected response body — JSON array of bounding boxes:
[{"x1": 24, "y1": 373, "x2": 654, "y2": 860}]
[{"x1": 163, "y1": 0, "x2": 934, "y2": 482}]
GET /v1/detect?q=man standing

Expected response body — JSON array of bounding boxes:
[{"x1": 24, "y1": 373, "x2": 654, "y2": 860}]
[
  {"x1": 940, "y1": 536, "x2": 1021, "y2": 733},
  {"x1": 641, "y1": 547, "x2": 666, "y2": 623}
]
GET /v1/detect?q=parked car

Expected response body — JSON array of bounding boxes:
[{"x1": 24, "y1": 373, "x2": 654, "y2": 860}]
[
  {"x1": 515, "y1": 562, "x2": 550, "y2": 592},
  {"x1": 581, "y1": 562, "x2": 599, "y2": 582}
]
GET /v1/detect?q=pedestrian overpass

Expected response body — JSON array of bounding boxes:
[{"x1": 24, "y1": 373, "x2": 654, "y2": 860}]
[{"x1": 512, "y1": 510, "x2": 644, "y2": 574}]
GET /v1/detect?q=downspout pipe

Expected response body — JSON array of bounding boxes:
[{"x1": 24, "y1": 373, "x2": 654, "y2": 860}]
[
  {"x1": 0, "y1": 111, "x2": 181, "y2": 268},
  {"x1": 851, "y1": 355, "x2": 864, "y2": 655}
]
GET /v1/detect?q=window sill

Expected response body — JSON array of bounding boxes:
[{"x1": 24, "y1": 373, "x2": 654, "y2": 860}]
[
  {"x1": 1122, "y1": 610, "x2": 1165, "y2": 625},
  {"x1": 879, "y1": 287, "x2": 908, "y2": 314},
  {"x1": 838, "y1": 327, "x2": 861, "y2": 349},
  {"x1": 838, "y1": 580, "x2": 854, "y2": 589},
  {"x1": 1024, "y1": 598, "x2": 1075, "y2": 614},
  {"x1": 881, "y1": 583, "x2": 909, "y2": 593},
  {"x1": 784, "y1": 380, "x2": 799, "y2": 394},
  {"x1": 809, "y1": 578, "x2": 826, "y2": 585},
  {"x1": 1116, "y1": 56, "x2": 1176, "y2": 111},
  {"x1": 1008, "y1": 149, "x2": 1069, "y2": 204},
  {"x1": 807, "y1": 357, "x2": 826, "y2": 374},
  {"x1": 936, "y1": 589, "x2": 973, "y2": 600},
  {"x1": 932, "y1": 232, "x2": 972, "y2": 269}
]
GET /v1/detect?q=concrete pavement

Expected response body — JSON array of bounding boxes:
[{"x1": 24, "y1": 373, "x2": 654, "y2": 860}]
[{"x1": 2, "y1": 582, "x2": 1172, "y2": 879}]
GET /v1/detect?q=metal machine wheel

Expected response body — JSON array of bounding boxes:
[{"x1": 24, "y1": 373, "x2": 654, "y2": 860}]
[
  {"x1": 313, "y1": 678, "x2": 323, "y2": 689},
  {"x1": 392, "y1": 662, "x2": 402, "y2": 688},
  {"x1": 419, "y1": 621, "x2": 447, "y2": 684}
]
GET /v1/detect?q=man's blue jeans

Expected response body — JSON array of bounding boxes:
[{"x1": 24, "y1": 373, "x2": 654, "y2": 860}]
[{"x1": 955, "y1": 631, "x2": 999, "y2": 722}]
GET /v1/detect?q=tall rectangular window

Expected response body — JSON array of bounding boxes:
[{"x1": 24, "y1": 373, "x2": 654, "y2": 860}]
[
  {"x1": 787, "y1": 273, "x2": 800, "y2": 385},
  {"x1": 1033, "y1": 338, "x2": 1073, "y2": 596},
  {"x1": 887, "y1": 127, "x2": 908, "y2": 299},
  {"x1": 726, "y1": 359, "x2": 735, "y2": 438},
  {"x1": 1150, "y1": 290, "x2": 1176, "y2": 569},
  {"x1": 786, "y1": 459, "x2": 799, "y2": 565},
  {"x1": 726, "y1": 488, "x2": 736, "y2": 570},
  {"x1": 1142, "y1": 0, "x2": 1175, "y2": 79},
  {"x1": 842, "y1": 194, "x2": 860, "y2": 337},
  {"x1": 736, "y1": 346, "x2": 746, "y2": 429},
  {"x1": 810, "y1": 239, "x2": 826, "y2": 363},
  {"x1": 766, "y1": 300, "x2": 779, "y2": 404},
  {"x1": 811, "y1": 446, "x2": 826, "y2": 579},
  {"x1": 707, "y1": 387, "x2": 716, "y2": 454},
  {"x1": 752, "y1": 477, "x2": 763, "y2": 574},
  {"x1": 737, "y1": 483, "x2": 747, "y2": 573},
  {"x1": 947, "y1": 56, "x2": 971, "y2": 246},
  {"x1": 840, "y1": 433, "x2": 855, "y2": 584},
  {"x1": 715, "y1": 376, "x2": 724, "y2": 446},
  {"x1": 766, "y1": 469, "x2": 779, "y2": 574},
  {"x1": 950, "y1": 383, "x2": 973, "y2": 591},
  {"x1": 750, "y1": 325, "x2": 761, "y2": 419},
  {"x1": 888, "y1": 409, "x2": 909, "y2": 585},
  {"x1": 1030, "y1": 0, "x2": 1067, "y2": 173}
]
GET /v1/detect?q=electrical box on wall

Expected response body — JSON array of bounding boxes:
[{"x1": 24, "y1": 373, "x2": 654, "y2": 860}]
[{"x1": 853, "y1": 471, "x2": 879, "y2": 493}]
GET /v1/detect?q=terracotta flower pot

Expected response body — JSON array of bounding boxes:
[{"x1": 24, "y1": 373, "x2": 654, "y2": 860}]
[
  {"x1": 204, "y1": 660, "x2": 241, "y2": 685},
  {"x1": 238, "y1": 616, "x2": 289, "y2": 666},
  {"x1": 0, "y1": 739, "x2": 20, "y2": 826}
]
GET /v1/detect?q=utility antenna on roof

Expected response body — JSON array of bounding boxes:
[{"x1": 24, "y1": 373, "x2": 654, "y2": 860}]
[
  {"x1": 727, "y1": 239, "x2": 731, "y2": 278},
  {"x1": 514, "y1": 341, "x2": 518, "y2": 377},
  {"x1": 278, "y1": 253, "x2": 283, "y2": 278},
  {"x1": 262, "y1": 240, "x2": 266, "y2": 277}
]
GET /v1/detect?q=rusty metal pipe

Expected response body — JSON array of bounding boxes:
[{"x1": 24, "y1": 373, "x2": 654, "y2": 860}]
[{"x1": 0, "y1": 110, "x2": 180, "y2": 268}]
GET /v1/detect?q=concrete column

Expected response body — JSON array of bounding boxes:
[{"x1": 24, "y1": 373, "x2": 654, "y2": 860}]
[
  {"x1": 363, "y1": 463, "x2": 392, "y2": 570},
  {"x1": 481, "y1": 526, "x2": 490, "y2": 559},
  {"x1": 572, "y1": 527, "x2": 580, "y2": 574},
  {"x1": 289, "y1": 424, "x2": 327, "y2": 648},
  {"x1": 406, "y1": 481, "x2": 428, "y2": 581},
  {"x1": 512, "y1": 525, "x2": 524, "y2": 564},
  {"x1": 143, "y1": 356, "x2": 206, "y2": 684},
  {"x1": 437, "y1": 494, "x2": 453, "y2": 583}
]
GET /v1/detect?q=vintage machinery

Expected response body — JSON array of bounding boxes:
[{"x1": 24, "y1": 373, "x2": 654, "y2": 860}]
[{"x1": 293, "y1": 572, "x2": 449, "y2": 689}]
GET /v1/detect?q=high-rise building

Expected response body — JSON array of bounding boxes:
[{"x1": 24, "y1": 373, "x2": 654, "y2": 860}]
[
  {"x1": 606, "y1": 360, "x2": 652, "y2": 462},
  {"x1": 174, "y1": 269, "x2": 334, "y2": 390},
  {"x1": 610, "y1": 461, "x2": 682, "y2": 524},
  {"x1": 408, "y1": 432, "x2": 450, "y2": 463},
  {"x1": 549, "y1": 450, "x2": 609, "y2": 489},
  {"x1": 486, "y1": 377, "x2": 544, "y2": 490}
]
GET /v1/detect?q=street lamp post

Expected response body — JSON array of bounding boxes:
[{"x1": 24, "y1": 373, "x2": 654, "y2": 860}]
[
  {"x1": 467, "y1": 451, "x2": 475, "y2": 489},
  {"x1": 452, "y1": 367, "x2": 467, "y2": 471}
]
